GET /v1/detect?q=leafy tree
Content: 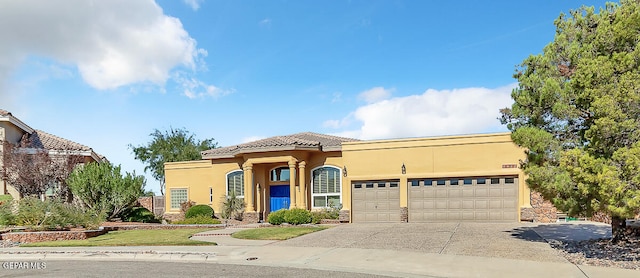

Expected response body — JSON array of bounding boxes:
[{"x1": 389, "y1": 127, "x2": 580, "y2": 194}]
[
  {"x1": 129, "y1": 127, "x2": 217, "y2": 195},
  {"x1": 66, "y1": 162, "x2": 145, "y2": 220},
  {"x1": 500, "y1": 0, "x2": 640, "y2": 242}
]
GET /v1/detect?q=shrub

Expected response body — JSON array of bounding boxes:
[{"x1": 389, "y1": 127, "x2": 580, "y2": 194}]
[
  {"x1": 220, "y1": 191, "x2": 244, "y2": 222},
  {"x1": 284, "y1": 208, "x2": 313, "y2": 225},
  {"x1": 14, "y1": 197, "x2": 103, "y2": 230},
  {"x1": 172, "y1": 215, "x2": 221, "y2": 224},
  {"x1": 0, "y1": 200, "x2": 16, "y2": 226},
  {"x1": 185, "y1": 204, "x2": 214, "y2": 219},
  {"x1": 310, "y1": 205, "x2": 341, "y2": 223},
  {"x1": 121, "y1": 207, "x2": 160, "y2": 223},
  {"x1": 267, "y1": 209, "x2": 287, "y2": 225}
]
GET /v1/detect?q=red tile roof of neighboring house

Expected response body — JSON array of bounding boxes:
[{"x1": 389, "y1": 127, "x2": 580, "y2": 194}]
[
  {"x1": 201, "y1": 132, "x2": 359, "y2": 159},
  {"x1": 29, "y1": 130, "x2": 93, "y2": 152},
  {"x1": 1, "y1": 108, "x2": 105, "y2": 162}
]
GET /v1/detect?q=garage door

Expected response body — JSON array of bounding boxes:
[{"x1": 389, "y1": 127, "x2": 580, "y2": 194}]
[
  {"x1": 409, "y1": 176, "x2": 518, "y2": 222},
  {"x1": 352, "y1": 180, "x2": 401, "y2": 223}
]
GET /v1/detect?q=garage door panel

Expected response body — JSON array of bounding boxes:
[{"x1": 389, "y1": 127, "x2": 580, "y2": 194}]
[
  {"x1": 448, "y1": 212, "x2": 461, "y2": 220},
  {"x1": 409, "y1": 176, "x2": 519, "y2": 222},
  {"x1": 475, "y1": 188, "x2": 488, "y2": 197},
  {"x1": 448, "y1": 189, "x2": 461, "y2": 198},
  {"x1": 462, "y1": 189, "x2": 474, "y2": 197},
  {"x1": 475, "y1": 200, "x2": 488, "y2": 209},
  {"x1": 435, "y1": 190, "x2": 447, "y2": 198},
  {"x1": 422, "y1": 200, "x2": 435, "y2": 209},
  {"x1": 352, "y1": 180, "x2": 401, "y2": 223},
  {"x1": 504, "y1": 200, "x2": 517, "y2": 208},
  {"x1": 449, "y1": 200, "x2": 461, "y2": 209},
  {"x1": 503, "y1": 188, "x2": 517, "y2": 197},
  {"x1": 489, "y1": 188, "x2": 503, "y2": 197},
  {"x1": 462, "y1": 211, "x2": 475, "y2": 220},
  {"x1": 489, "y1": 211, "x2": 503, "y2": 221},
  {"x1": 489, "y1": 200, "x2": 503, "y2": 209}
]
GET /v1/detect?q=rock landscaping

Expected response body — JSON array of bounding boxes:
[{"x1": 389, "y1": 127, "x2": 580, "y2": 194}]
[{"x1": 549, "y1": 237, "x2": 640, "y2": 270}]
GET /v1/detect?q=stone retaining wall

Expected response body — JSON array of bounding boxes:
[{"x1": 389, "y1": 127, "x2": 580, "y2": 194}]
[
  {"x1": 0, "y1": 230, "x2": 107, "y2": 243},
  {"x1": 0, "y1": 224, "x2": 224, "y2": 243},
  {"x1": 520, "y1": 191, "x2": 559, "y2": 223}
]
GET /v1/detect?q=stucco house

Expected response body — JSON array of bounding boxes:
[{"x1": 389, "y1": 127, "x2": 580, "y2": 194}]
[
  {"x1": 164, "y1": 132, "x2": 555, "y2": 223},
  {"x1": 0, "y1": 109, "x2": 104, "y2": 199}
]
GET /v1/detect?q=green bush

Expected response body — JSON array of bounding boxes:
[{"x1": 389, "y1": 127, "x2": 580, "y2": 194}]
[
  {"x1": 310, "y1": 206, "x2": 341, "y2": 224},
  {"x1": 14, "y1": 197, "x2": 103, "y2": 230},
  {"x1": 284, "y1": 208, "x2": 313, "y2": 225},
  {"x1": 121, "y1": 207, "x2": 160, "y2": 223},
  {"x1": 172, "y1": 215, "x2": 221, "y2": 224},
  {"x1": 0, "y1": 195, "x2": 13, "y2": 202},
  {"x1": 185, "y1": 204, "x2": 214, "y2": 219},
  {"x1": 267, "y1": 209, "x2": 287, "y2": 225},
  {"x1": 0, "y1": 200, "x2": 16, "y2": 226}
]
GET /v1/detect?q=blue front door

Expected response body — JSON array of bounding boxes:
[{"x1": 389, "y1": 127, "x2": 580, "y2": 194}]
[{"x1": 270, "y1": 185, "x2": 290, "y2": 212}]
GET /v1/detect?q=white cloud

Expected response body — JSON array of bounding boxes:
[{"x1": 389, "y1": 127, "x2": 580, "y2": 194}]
[
  {"x1": 358, "y1": 87, "x2": 393, "y2": 103},
  {"x1": 328, "y1": 84, "x2": 516, "y2": 140},
  {"x1": 176, "y1": 74, "x2": 234, "y2": 99},
  {"x1": 183, "y1": 0, "x2": 203, "y2": 11},
  {"x1": 259, "y1": 18, "x2": 272, "y2": 27},
  {"x1": 0, "y1": 0, "x2": 206, "y2": 90}
]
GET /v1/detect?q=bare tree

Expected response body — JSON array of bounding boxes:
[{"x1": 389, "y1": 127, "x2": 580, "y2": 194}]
[{"x1": 1, "y1": 138, "x2": 84, "y2": 200}]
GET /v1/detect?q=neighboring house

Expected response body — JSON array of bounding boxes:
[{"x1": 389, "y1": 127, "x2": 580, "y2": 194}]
[
  {"x1": 164, "y1": 132, "x2": 552, "y2": 223},
  {"x1": 0, "y1": 109, "x2": 104, "y2": 199}
]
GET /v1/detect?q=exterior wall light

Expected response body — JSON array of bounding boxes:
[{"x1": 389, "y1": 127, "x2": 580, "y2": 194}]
[
  {"x1": 343, "y1": 166, "x2": 348, "y2": 177},
  {"x1": 401, "y1": 163, "x2": 406, "y2": 174}
]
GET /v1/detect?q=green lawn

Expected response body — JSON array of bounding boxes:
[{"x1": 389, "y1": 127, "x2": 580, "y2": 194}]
[
  {"x1": 21, "y1": 229, "x2": 216, "y2": 247},
  {"x1": 231, "y1": 226, "x2": 327, "y2": 240},
  {"x1": 0, "y1": 195, "x2": 13, "y2": 202}
]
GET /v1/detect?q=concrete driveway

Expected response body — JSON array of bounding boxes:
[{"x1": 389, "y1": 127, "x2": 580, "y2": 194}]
[{"x1": 274, "y1": 222, "x2": 611, "y2": 263}]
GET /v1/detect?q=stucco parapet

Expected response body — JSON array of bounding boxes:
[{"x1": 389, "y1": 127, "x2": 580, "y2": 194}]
[{"x1": 342, "y1": 132, "x2": 514, "y2": 151}]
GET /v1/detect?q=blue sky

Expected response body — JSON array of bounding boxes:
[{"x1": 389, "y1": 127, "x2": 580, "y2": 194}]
[{"x1": 0, "y1": 0, "x2": 611, "y2": 193}]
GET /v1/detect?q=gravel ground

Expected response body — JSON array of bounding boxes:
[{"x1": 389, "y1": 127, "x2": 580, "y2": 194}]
[{"x1": 549, "y1": 238, "x2": 640, "y2": 270}]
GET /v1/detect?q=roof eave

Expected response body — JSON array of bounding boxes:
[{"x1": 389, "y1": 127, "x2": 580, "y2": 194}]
[
  {"x1": 202, "y1": 145, "x2": 322, "y2": 160},
  {"x1": 0, "y1": 115, "x2": 35, "y2": 134}
]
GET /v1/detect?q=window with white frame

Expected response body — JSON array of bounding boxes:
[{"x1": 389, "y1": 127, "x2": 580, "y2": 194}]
[
  {"x1": 312, "y1": 166, "x2": 341, "y2": 208},
  {"x1": 170, "y1": 188, "x2": 188, "y2": 209},
  {"x1": 226, "y1": 170, "x2": 244, "y2": 198}
]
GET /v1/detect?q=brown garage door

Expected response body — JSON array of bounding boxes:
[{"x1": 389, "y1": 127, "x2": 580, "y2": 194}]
[
  {"x1": 352, "y1": 180, "x2": 401, "y2": 223},
  {"x1": 409, "y1": 176, "x2": 518, "y2": 222}
]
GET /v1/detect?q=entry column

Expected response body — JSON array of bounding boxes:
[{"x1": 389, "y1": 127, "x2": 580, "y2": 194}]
[
  {"x1": 243, "y1": 162, "x2": 254, "y2": 212},
  {"x1": 298, "y1": 161, "x2": 306, "y2": 208},
  {"x1": 289, "y1": 160, "x2": 297, "y2": 209}
]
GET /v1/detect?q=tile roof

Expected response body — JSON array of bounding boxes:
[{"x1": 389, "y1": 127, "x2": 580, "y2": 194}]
[
  {"x1": 28, "y1": 130, "x2": 93, "y2": 152},
  {"x1": 0, "y1": 109, "x2": 10, "y2": 116},
  {"x1": 201, "y1": 132, "x2": 359, "y2": 159}
]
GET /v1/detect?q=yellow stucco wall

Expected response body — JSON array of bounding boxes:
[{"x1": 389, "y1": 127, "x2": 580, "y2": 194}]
[
  {"x1": 164, "y1": 158, "x2": 243, "y2": 214},
  {"x1": 342, "y1": 132, "x2": 529, "y2": 212}
]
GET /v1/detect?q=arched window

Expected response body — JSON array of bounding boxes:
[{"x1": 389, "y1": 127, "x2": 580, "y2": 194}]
[
  {"x1": 270, "y1": 167, "x2": 290, "y2": 182},
  {"x1": 311, "y1": 166, "x2": 341, "y2": 208},
  {"x1": 226, "y1": 170, "x2": 244, "y2": 198}
]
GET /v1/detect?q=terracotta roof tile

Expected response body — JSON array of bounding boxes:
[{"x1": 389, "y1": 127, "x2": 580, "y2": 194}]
[
  {"x1": 201, "y1": 132, "x2": 359, "y2": 159},
  {"x1": 29, "y1": 130, "x2": 93, "y2": 152}
]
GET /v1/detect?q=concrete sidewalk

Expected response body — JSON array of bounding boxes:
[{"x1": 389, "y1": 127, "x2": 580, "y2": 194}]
[
  {"x1": 1, "y1": 235, "x2": 638, "y2": 278},
  {"x1": 1, "y1": 245, "x2": 637, "y2": 278}
]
